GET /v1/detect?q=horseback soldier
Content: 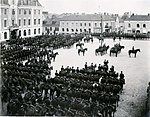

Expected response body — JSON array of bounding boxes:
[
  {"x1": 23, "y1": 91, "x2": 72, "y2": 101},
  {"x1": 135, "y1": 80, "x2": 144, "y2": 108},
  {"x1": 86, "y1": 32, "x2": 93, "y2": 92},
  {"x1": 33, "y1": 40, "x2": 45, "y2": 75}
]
[{"x1": 132, "y1": 46, "x2": 135, "y2": 51}]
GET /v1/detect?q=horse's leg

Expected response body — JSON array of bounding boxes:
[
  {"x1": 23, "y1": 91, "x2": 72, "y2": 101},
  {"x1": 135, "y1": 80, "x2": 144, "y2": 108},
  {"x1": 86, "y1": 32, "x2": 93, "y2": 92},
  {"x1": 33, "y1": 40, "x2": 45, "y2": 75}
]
[
  {"x1": 135, "y1": 53, "x2": 136, "y2": 58},
  {"x1": 116, "y1": 53, "x2": 117, "y2": 57}
]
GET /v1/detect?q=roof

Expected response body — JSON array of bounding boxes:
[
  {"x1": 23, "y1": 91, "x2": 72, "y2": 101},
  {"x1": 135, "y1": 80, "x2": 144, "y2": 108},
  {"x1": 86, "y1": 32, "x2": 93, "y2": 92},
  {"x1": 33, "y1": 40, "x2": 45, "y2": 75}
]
[
  {"x1": 18, "y1": 0, "x2": 42, "y2": 6},
  {"x1": 43, "y1": 17, "x2": 60, "y2": 27},
  {"x1": 60, "y1": 14, "x2": 116, "y2": 21},
  {"x1": 125, "y1": 15, "x2": 150, "y2": 21}
]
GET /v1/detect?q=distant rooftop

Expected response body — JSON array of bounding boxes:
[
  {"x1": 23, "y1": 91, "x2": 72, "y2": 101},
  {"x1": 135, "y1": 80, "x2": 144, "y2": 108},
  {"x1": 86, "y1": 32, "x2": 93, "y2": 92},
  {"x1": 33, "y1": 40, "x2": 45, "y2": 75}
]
[
  {"x1": 18, "y1": 0, "x2": 42, "y2": 6},
  {"x1": 60, "y1": 14, "x2": 116, "y2": 21},
  {"x1": 126, "y1": 15, "x2": 150, "y2": 21}
]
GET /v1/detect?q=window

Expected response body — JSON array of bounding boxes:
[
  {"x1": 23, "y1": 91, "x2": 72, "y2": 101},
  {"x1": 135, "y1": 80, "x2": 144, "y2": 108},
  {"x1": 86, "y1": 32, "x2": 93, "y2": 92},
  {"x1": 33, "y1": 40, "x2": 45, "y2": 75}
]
[
  {"x1": 28, "y1": 19, "x2": 31, "y2": 25},
  {"x1": 128, "y1": 23, "x2": 131, "y2": 28},
  {"x1": 24, "y1": 30, "x2": 26, "y2": 36},
  {"x1": 24, "y1": 19, "x2": 26, "y2": 26},
  {"x1": 4, "y1": 9, "x2": 7, "y2": 15},
  {"x1": 76, "y1": 29, "x2": 78, "y2": 32},
  {"x1": 72, "y1": 23, "x2": 74, "y2": 25},
  {"x1": 71, "y1": 29, "x2": 74, "y2": 32},
  {"x1": 50, "y1": 27, "x2": 52, "y2": 31},
  {"x1": 137, "y1": 24, "x2": 140, "y2": 28},
  {"x1": 80, "y1": 23, "x2": 82, "y2": 26},
  {"x1": 19, "y1": 30, "x2": 21, "y2": 36},
  {"x1": 100, "y1": 23, "x2": 102, "y2": 27},
  {"x1": 38, "y1": 19, "x2": 40, "y2": 25},
  {"x1": 28, "y1": 29, "x2": 31, "y2": 35},
  {"x1": 19, "y1": 19, "x2": 21, "y2": 26},
  {"x1": 89, "y1": 23, "x2": 91, "y2": 27},
  {"x1": 66, "y1": 23, "x2": 68, "y2": 26},
  {"x1": 34, "y1": 29, "x2": 36, "y2": 34},
  {"x1": 29, "y1": 10, "x2": 31, "y2": 14},
  {"x1": 143, "y1": 24, "x2": 146, "y2": 28},
  {"x1": 34, "y1": 10, "x2": 36, "y2": 15},
  {"x1": 34, "y1": 19, "x2": 36, "y2": 25},
  {"x1": 4, "y1": 20, "x2": 7, "y2": 27},
  {"x1": 62, "y1": 28, "x2": 64, "y2": 31},
  {"x1": 24, "y1": 10, "x2": 26, "y2": 15},
  {"x1": 38, "y1": 28, "x2": 40, "y2": 34},
  {"x1": 84, "y1": 29, "x2": 87, "y2": 32},
  {"x1": 12, "y1": 20, "x2": 14, "y2": 26},
  {"x1": 12, "y1": 9, "x2": 15, "y2": 15},
  {"x1": 84, "y1": 23, "x2": 86, "y2": 26},
  {"x1": 4, "y1": 32, "x2": 7, "y2": 39},
  {"x1": 80, "y1": 29, "x2": 82, "y2": 32},
  {"x1": 38, "y1": 10, "x2": 40, "y2": 14},
  {"x1": 19, "y1": 9, "x2": 21, "y2": 14},
  {"x1": 67, "y1": 28, "x2": 69, "y2": 32},
  {"x1": 95, "y1": 23, "x2": 97, "y2": 27}
]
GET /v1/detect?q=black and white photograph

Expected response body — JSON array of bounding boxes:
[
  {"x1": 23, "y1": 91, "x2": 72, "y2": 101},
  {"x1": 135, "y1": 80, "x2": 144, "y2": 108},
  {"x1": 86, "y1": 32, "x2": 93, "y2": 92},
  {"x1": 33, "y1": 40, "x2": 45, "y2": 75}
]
[{"x1": 0, "y1": 0, "x2": 150, "y2": 116}]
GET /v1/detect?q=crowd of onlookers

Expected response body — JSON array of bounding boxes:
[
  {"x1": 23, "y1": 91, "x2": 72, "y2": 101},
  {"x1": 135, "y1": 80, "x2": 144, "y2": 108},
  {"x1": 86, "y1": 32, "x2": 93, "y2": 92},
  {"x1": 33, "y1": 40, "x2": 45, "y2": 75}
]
[{"x1": 1, "y1": 34, "x2": 125, "y2": 116}]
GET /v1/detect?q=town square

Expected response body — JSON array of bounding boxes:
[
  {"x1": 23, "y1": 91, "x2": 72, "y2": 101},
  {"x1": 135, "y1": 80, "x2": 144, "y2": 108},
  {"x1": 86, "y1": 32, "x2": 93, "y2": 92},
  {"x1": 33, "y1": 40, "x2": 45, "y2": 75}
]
[{"x1": 0, "y1": 0, "x2": 150, "y2": 116}]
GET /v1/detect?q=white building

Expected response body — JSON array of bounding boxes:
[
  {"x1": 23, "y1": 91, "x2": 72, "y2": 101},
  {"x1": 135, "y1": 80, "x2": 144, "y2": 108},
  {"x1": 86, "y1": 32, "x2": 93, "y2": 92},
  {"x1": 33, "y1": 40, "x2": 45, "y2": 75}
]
[
  {"x1": 59, "y1": 14, "x2": 118, "y2": 34},
  {"x1": 124, "y1": 14, "x2": 150, "y2": 34},
  {"x1": 0, "y1": 0, "x2": 43, "y2": 41}
]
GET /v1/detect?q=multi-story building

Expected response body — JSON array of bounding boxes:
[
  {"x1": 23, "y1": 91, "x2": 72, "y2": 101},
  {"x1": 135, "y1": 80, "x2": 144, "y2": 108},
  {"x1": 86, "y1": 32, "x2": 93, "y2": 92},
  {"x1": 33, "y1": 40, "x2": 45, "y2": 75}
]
[
  {"x1": 124, "y1": 14, "x2": 150, "y2": 34},
  {"x1": 0, "y1": 0, "x2": 43, "y2": 41},
  {"x1": 59, "y1": 13, "x2": 118, "y2": 34},
  {"x1": 43, "y1": 15, "x2": 60, "y2": 35}
]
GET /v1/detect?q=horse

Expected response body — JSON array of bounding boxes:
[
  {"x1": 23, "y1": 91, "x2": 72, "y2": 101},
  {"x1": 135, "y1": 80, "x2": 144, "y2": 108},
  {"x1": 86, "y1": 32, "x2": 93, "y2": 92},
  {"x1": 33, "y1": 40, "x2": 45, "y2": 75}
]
[
  {"x1": 76, "y1": 43, "x2": 84, "y2": 48},
  {"x1": 128, "y1": 49, "x2": 140, "y2": 58},
  {"x1": 95, "y1": 46, "x2": 109, "y2": 56},
  {"x1": 78, "y1": 48, "x2": 87, "y2": 56},
  {"x1": 84, "y1": 37, "x2": 92, "y2": 43},
  {"x1": 110, "y1": 47, "x2": 119, "y2": 57},
  {"x1": 50, "y1": 52, "x2": 59, "y2": 61}
]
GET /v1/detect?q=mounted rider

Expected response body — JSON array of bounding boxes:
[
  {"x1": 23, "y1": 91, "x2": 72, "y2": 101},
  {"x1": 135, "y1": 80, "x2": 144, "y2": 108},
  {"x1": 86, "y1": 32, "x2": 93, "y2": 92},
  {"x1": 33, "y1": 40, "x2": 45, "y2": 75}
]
[{"x1": 132, "y1": 46, "x2": 135, "y2": 51}]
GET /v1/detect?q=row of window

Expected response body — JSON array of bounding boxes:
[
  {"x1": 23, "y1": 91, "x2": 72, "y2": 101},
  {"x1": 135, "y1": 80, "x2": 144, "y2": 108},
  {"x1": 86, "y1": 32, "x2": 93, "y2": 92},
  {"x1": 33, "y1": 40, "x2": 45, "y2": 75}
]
[
  {"x1": 3, "y1": 28, "x2": 41, "y2": 39},
  {"x1": 19, "y1": 28, "x2": 41, "y2": 37},
  {"x1": 18, "y1": 9, "x2": 40, "y2": 15},
  {"x1": 62, "y1": 28, "x2": 91, "y2": 33},
  {"x1": 1, "y1": 8, "x2": 41, "y2": 15},
  {"x1": 4, "y1": 19, "x2": 41, "y2": 27},
  {"x1": 62, "y1": 22, "x2": 103, "y2": 27},
  {"x1": 128, "y1": 23, "x2": 146, "y2": 28}
]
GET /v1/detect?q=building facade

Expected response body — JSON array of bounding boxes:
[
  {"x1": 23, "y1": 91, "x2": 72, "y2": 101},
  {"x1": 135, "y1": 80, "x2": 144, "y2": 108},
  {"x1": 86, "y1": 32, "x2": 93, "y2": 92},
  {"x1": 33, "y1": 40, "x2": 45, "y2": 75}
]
[
  {"x1": 124, "y1": 14, "x2": 150, "y2": 34},
  {"x1": 43, "y1": 15, "x2": 60, "y2": 35},
  {"x1": 59, "y1": 14, "x2": 117, "y2": 34},
  {"x1": 0, "y1": 0, "x2": 43, "y2": 41}
]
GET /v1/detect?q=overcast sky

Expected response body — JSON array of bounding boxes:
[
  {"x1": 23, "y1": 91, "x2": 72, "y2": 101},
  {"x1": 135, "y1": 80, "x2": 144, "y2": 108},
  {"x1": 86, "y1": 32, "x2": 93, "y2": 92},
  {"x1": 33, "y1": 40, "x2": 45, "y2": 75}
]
[{"x1": 39, "y1": 0, "x2": 150, "y2": 15}]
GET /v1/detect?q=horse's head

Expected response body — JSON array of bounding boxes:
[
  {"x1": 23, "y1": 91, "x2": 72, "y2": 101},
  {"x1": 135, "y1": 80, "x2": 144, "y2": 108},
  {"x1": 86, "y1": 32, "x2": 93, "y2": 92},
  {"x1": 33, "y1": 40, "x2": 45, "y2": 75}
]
[
  {"x1": 85, "y1": 48, "x2": 88, "y2": 51},
  {"x1": 137, "y1": 49, "x2": 141, "y2": 52},
  {"x1": 55, "y1": 52, "x2": 59, "y2": 55},
  {"x1": 121, "y1": 46, "x2": 125, "y2": 49}
]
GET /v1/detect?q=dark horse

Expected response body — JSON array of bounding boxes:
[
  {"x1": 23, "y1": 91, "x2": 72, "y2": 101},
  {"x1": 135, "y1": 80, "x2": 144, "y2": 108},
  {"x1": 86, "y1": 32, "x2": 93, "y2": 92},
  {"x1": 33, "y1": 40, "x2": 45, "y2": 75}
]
[
  {"x1": 95, "y1": 46, "x2": 109, "y2": 56},
  {"x1": 76, "y1": 43, "x2": 84, "y2": 48},
  {"x1": 128, "y1": 49, "x2": 140, "y2": 58},
  {"x1": 110, "y1": 47, "x2": 119, "y2": 57},
  {"x1": 78, "y1": 48, "x2": 87, "y2": 56},
  {"x1": 50, "y1": 52, "x2": 59, "y2": 61}
]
